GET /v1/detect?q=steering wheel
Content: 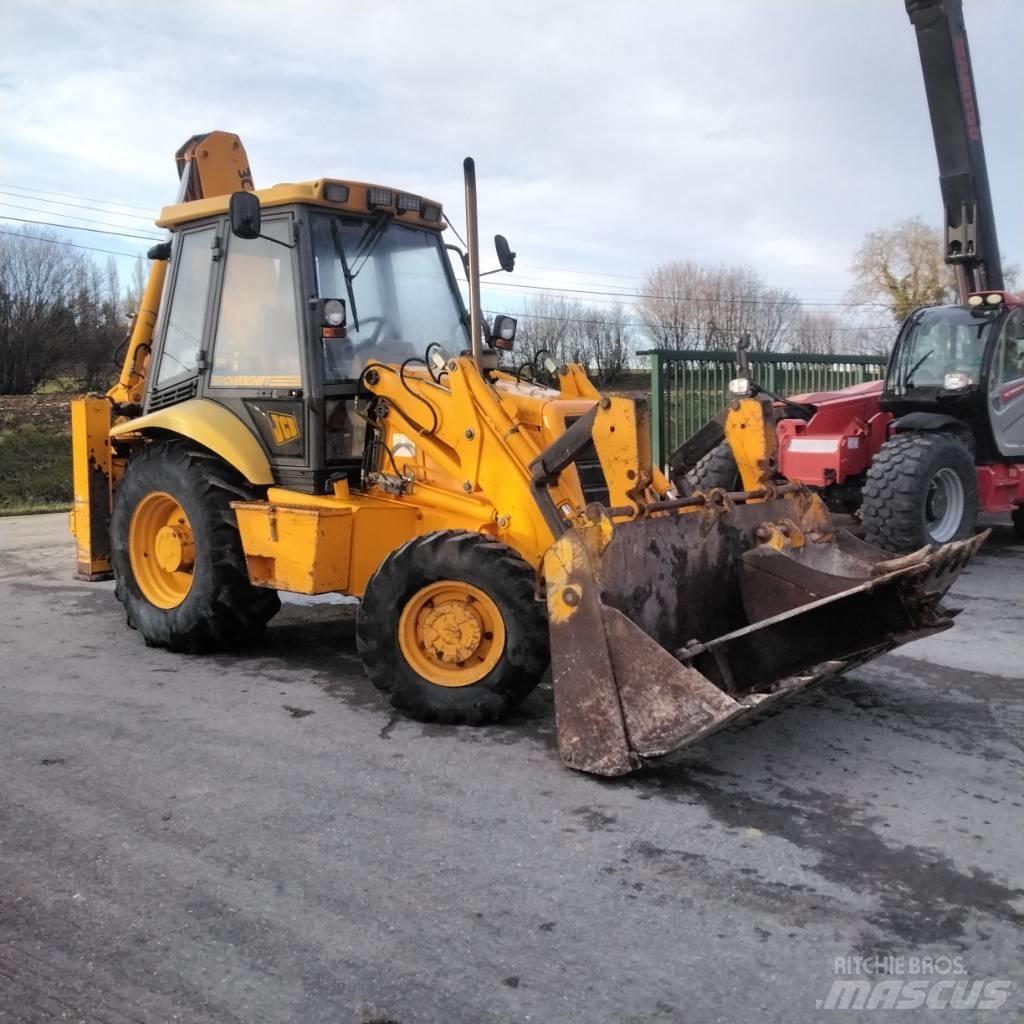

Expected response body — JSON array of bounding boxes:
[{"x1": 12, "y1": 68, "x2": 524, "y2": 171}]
[{"x1": 352, "y1": 316, "x2": 394, "y2": 352}]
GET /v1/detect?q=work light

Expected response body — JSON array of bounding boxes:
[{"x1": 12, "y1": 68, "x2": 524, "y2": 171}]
[
  {"x1": 323, "y1": 182, "x2": 350, "y2": 203},
  {"x1": 729, "y1": 377, "x2": 752, "y2": 396},
  {"x1": 367, "y1": 187, "x2": 393, "y2": 209},
  {"x1": 943, "y1": 371, "x2": 971, "y2": 390},
  {"x1": 397, "y1": 192, "x2": 421, "y2": 213}
]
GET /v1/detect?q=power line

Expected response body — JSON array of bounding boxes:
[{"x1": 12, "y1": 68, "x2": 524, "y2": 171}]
[
  {"x1": 483, "y1": 276, "x2": 880, "y2": 310},
  {"x1": 0, "y1": 182, "x2": 157, "y2": 214},
  {"x1": 0, "y1": 189, "x2": 157, "y2": 223},
  {"x1": 0, "y1": 215, "x2": 159, "y2": 243},
  {"x1": 0, "y1": 228, "x2": 144, "y2": 259},
  {"x1": 487, "y1": 308, "x2": 892, "y2": 334},
  {"x1": 0, "y1": 203, "x2": 163, "y2": 237}
]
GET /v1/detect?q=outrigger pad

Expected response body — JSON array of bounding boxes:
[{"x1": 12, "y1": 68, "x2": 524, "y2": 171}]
[{"x1": 544, "y1": 498, "x2": 987, "y2": 776}]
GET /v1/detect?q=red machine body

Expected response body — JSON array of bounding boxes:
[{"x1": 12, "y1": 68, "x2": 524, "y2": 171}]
[{"x1": 776, "y1": 379, "x2": 1024, "y2": 514}]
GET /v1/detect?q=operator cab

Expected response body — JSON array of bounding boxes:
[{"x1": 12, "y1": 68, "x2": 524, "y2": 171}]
[
  {"x1": 144, "y1": 180, "x2": 475, "y2": 494},
  {"x1": 882, "y1": 293, "x2": 1024, "y2": 462}
]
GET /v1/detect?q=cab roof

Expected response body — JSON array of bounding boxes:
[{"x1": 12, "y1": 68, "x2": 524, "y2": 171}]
[{"x1": 156, "y1": 179, "x2": 446, "y2": 232}]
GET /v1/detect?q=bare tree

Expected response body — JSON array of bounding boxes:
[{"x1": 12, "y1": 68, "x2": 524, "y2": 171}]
[
  {"x1": 787, "y1": 310, "x2": 844, "y2": 354},
  {"x1": 637, "y1": 261, "x2": 800, "y2": 352},
  {"x1": 124, "y1": 257, "x2": 147, "y2": 318},
  {"x1": 513, "y1": 296, "x2": 633, "y2": 385},
  {"x1": 0, "y1": 231, "x2": 79, "y2": 394}
]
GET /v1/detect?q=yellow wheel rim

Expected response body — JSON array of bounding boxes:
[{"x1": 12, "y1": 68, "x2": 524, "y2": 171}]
[
  {"x1": 397, "y1": 581, "x2": 506, "y2": 688},
  {"x1": 129, "y1": 491, "x2": 196, "y2": 609}
]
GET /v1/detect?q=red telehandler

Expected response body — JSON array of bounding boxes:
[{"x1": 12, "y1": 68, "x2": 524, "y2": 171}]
[{"x1": 678, "y1": 0, "x2": 1024, "y2": 552}]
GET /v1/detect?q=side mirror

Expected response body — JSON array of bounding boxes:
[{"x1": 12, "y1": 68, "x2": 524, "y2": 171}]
[
  {"x1": 229, "y1": 191, "x2": 261, "y2": 240},
  {"x1": 495, "y1": 235, "x2": 516, "y2": 273}
]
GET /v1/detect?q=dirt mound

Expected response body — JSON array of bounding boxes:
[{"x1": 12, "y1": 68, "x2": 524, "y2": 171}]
[{"x1": 0, "y1": 393, "x2": 82, "y2": 432}]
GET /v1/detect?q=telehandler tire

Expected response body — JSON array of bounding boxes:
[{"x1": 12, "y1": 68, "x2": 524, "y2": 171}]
[
  {"x1": 683, "y1": 441, "x2": 740, "y2": 494},
  {"x1": 357, "y1": 531, "x2": 549, "y2": 725},
  {"x1": 110, "y1": 441, "x2": 280, "y2": 653},
  {"x1": 861, "y1": 432, "x2": 978, "y2": 552}
]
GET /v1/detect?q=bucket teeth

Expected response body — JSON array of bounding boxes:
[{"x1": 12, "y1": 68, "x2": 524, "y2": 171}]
[{"x1": 545, "y1": 498, "x2": 987, "y2": 777}]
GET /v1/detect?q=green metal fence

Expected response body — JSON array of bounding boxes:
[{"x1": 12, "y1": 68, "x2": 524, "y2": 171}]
[{"x1": 643, "y1": 349, "x2": 887, "y2": 469}]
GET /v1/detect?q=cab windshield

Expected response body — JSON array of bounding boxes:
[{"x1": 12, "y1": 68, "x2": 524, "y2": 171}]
[
  {"x1": 311, "y1": 212, "x2": 468, "y2": 382},
  {"x1": 889, "y1": 305, "x2": 999, "y2": 393}
]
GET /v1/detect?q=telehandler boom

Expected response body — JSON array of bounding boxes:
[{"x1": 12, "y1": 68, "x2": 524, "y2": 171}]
[{"x1": 71, "y1": 134, "x2": 983, "y2": 776}]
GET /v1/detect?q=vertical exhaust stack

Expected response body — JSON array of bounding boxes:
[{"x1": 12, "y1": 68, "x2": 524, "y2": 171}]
[{"x1": 463, "y1": 157, "x2": 484, "y2": 364}]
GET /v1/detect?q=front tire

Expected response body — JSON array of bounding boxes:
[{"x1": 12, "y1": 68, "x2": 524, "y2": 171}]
[
  {"x1": 1012, "y1": 506, "x2": 1024, "y2": 541},
  {"x1": 356, "y1": 531, "x2": 549, "y2": 725},
  {"x1": 861, "y1": 433, "x2": 977, "y2": 552},
  {"x1": 681, "y1": 441, "x2": 740, "y2": 494},
  {"x1": 111, "y1": 441, "x2": 280, "y2": 652}
]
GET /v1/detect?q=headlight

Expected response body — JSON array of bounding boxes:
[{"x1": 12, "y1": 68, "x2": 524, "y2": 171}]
[
  {"x1": 986, "y1": 292, "x2": 1003, "y2": 305},
  {"x1": 943, "y1": 371, "x2": 971, "y2": 390},
  {"x1": 967, "y1": 294, "x2": 984, "y2": 306},
  {"x1": 728, "y1": 377, "x2": 751, "y2": 396},
  {"x1": 323, "y1": 299, "x2": 346, "y2": 327}
]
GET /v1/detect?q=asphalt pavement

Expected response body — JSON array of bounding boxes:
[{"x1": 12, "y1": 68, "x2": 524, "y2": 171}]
[{"x1": 0, "y1": 513, "x2": 1022, "y2": 1024}]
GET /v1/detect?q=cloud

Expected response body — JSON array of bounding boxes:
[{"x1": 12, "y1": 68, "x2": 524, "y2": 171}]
[{"x1": 1, "y1": 0, "x2": 1019, "y2": 304}]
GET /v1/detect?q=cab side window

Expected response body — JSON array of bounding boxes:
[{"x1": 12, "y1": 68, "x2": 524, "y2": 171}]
[
  {"x1": 155, "y1": 227, "x2": 216, "y2": 387},
  {"x1": 210, "y1": 218, "x2": 302, "y2": 387},
  {"x1": 997, "y1": 312, "x2": 1024, "y2": 385}
]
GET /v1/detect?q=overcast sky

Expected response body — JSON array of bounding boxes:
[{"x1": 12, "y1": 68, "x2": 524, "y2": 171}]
[{"x1": 1, "y1": 0, "x2": 1020, "y2": 323}]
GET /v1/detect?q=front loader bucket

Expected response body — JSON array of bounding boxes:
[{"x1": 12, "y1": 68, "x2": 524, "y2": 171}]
[{"x1": 543, "y1": 493, "x2": 986, "y2": 776}]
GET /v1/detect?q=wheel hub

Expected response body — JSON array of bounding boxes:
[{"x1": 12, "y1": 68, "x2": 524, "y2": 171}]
[
  {"x1": 419, "y1": 601, "x2": 485, "y2": 664},
  {"x1": 924, "y1": 467, "x2": 965, "y2": 543},
  {"x1": 128, "y1": 492, "x2": 196, "y2": 609},
  {"x1": 154, "y1": 525, "x2": 195, "y2": 573},
  {"x1": 397, "y1": 581, "x2": 506, "y2": 687}
]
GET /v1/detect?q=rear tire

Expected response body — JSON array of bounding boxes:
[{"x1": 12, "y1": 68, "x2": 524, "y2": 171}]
[
  {"x1": 111, "y1": 441, "x2": 280, "y2": 653},
  {"x1": 357, "y1": 531, "x2": 548, "y2": 725},
  {"x1": 1012, "y1": 506, "x2": 1024, "y2": 541},
  {"x1": 861, "y1": 433, "x2": 977, "y2": 552},
  {"x1": 682, "y1": 441, "x2": 740, "y2": 494}
]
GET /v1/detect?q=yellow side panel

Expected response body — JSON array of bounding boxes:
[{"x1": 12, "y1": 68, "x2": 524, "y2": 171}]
[
  {"x1": 109, "y1": 399, "x2": 273, "y2": 485},
  {"x1": 70, "y1": 397, "x2": 114, "y2": 580},
  {"x1": 233, "y1": 495, "x2": 419, "y2": 598},
  {"x1": 233, "y1": 503, "x2": 353, "y2": 594}
]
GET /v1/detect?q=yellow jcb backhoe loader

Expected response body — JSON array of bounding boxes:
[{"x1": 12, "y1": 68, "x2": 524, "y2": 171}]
[{"x1": 70, "y1": 133, "x2": 984, "y2": 776}]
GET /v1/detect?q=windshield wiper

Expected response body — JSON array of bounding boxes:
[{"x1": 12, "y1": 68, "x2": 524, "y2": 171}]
[
  {"x1": 904, "y1": 348, "x2": 934, "y2": 390},
  {"x1": 330, "y1": 218, "x2": 360, "y2": 332},
  {"x1": 349, "y1": 210, "x2": 389, "y2": 279}
]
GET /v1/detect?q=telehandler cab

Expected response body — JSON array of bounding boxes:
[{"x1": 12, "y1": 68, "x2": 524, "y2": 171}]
[{"x1": 71, "y1": 133, "x2": 983, "y2": 776}]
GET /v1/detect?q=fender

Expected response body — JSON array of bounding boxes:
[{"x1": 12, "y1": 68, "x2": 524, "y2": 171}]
[
  {"x1": 109, "y1": 398, "x2": 273, "y2": 485},
  {"x1": 891, "y1": 412, "x2": 970, "y2": 435}
]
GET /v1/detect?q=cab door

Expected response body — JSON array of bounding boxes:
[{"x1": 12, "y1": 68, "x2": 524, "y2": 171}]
[
  {"x1": 988, "y1": 308, "x2": 1024, "y2": 458},
  {"x1": 202, "y1": 214, "x2": 312, "y2": 487}
]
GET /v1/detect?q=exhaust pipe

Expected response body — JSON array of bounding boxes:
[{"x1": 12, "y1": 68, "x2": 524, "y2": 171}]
[{"x1": 463, "y1": 157, "x2": 484, "y2": 365}]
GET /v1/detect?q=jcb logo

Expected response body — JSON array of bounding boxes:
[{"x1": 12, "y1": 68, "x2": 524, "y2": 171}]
[{"x1": 268, "y1": 411, "x2": 300, "y2": 446}]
